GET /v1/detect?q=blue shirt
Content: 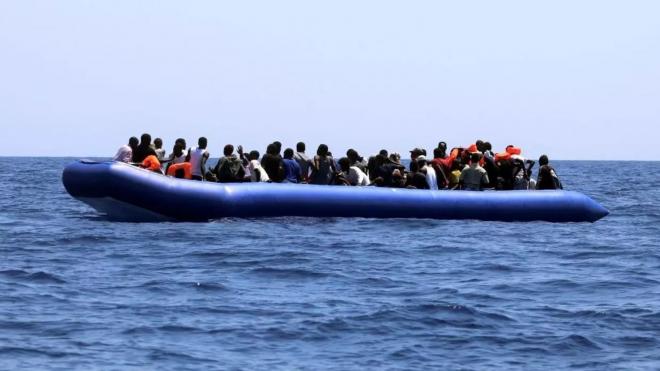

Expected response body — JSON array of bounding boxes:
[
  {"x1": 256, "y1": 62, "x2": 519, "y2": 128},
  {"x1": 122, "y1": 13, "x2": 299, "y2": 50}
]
[{"x1": 282, "y1": 158, "x2": 302, "y2": 183}]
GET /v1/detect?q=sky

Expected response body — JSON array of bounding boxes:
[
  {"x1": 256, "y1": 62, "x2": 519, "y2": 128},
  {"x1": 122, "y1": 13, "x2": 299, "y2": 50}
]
[{"x1": 0, "y1": 1, "x2": 658, "y2": 160}]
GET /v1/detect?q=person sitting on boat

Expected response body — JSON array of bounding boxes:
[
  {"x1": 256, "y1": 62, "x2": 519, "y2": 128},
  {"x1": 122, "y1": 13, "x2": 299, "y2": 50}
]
[
  {"x1": 417, "y1": 156, "x2": 439, "y2": 190},
  {"x1": 378, "y1": 153, "x2": 407, "y2": 187},
  {"x1": 186, "y1": 137, "x2": 210, "y2": 181},
  {"x1": 390, "y1": 168, "x2": 407, "y2": 188},
  {"x1": 140, "y1": 154, "x2": 162, "y2": 174},
  {"x1": 282, "y1": 148, "x2": 302, "y2": 183},
  {"x1": 294, "y1": 142, "x2": 312, "y2": 182},
  {"x1": 261, "y1": 143, "x2": 285, "y2": 182},
  {"x1": 338, "y1": 157, "x2": 370, "y2": 186},
  {"x1": 113, "y1": 136, "x2": 138, "y2": 163},
  {"x1": 213, "y1": 144, "x2": 246, "y2": 183},
  {"x1": 310, "y1": 144, "x2": 337, "y2": 185},
  {"x1": 245, "y1": 150, "x2": 269, "y2": 182},
  {"x1": 165, "y1": 139, "x2": 187, "y2": 166},
  {"x1": 406, "y1": 159, "x2": 430, "y2": 189},
  {"x1": 512, "y1": 158, "x2": 536, "y2": 190},
  {"x1": 132, "y1": 133, "x2": 158, "y2": 163},
  {"x1": 346, "y1": 148, "x2": 368, "y2": 175},
  {"x1": 536, "y1": 155, "x2": 562, "y2": 190},
  {"x1": 153, "y1": 138, "x2": 166, "y2": 161},
  {"x1": 459, "y1": 152, "x2": 490, "y2": 191},
  {"x1": 408, "y1": 147, "x2": 425, "y2": 172}
]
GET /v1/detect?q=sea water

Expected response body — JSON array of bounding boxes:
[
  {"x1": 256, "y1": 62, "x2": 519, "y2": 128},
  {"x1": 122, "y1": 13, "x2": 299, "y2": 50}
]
[{"x1": 1, "y1": 158, "x2": 659, "y2": 370}]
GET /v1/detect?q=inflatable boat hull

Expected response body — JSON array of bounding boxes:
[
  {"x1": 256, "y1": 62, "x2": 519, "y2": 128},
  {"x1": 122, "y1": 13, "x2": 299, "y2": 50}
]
[{"x1": 62, "y1": 161, "x2": 609, "y2": 222}]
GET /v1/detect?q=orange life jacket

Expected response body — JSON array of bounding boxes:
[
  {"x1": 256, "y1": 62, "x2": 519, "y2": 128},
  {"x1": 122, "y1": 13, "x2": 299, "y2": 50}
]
[
  {"x1": 142, "y1": 155, "x2": 161, "y2": 172},
  {"x1": 467, "y1": 144, "x2": 478, "y2": 153},
  {"x1": 167, "y1": 162, "x2": 192, "y2": 179},
  {"x1": 506, "y1": 146, "x2": 522, "y2": 155},
  {"x1": 495, "y1": 152, "x2": 511, "y2": 162}
]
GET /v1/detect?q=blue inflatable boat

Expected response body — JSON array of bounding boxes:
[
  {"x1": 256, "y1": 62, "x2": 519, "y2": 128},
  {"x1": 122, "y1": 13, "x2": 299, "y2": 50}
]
[{"x1": 62, "y1": 160, "x2": 609, "y2": 222}]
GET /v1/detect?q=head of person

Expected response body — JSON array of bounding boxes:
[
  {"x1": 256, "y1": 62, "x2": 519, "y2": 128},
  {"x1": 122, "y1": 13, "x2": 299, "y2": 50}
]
[
  {"x1": 476, "y1": 140, "x2": 485, "y2": 152},
  {"x1": 283, "y1": 148, "x2": 294, "y2": 159},
  {"x1": 175, "y1": 138, "x2": 187, "y2": 148},
  {"x1": 416, "y1": 155, "x2": 427, "y2": 168},
  {"x1": 273, "y1": 141, "x2": 282, "y2": 154},
  {"x1": 392, "y1": 169, "x2": 403, "y2": 182},
  {"x1": 438, "y1": 141, "x2": 447, "y2": 152},
  {"x1": 410, "y1": 160, "x2": 420, "y2": 172},
  {"x1": 470, "y1": 152, "x2": 482, "y2": 164},
  {"x1": 375, "y1": 154, "x2": 385, "y2": 167},
  {"x1": 539, "y1": 155, "x2": 549, "y2": 166},
  {"x1": 296, "y1": 142, "x2": 306, "y2": 152},
  {"x1": 452, "y1": 158, "x2": 462, "y2": 171},
  {"x1": 389, "y1": 153, "x2": 401, "y2": 164},
  {"x1": 154, "y1": 138, "x2": 163, "y2": 149},
  {"x1": 266, "y1": 143, "x2": 277, "y2": 155},
  {"x1": 317, "y1": 144, "x2": 329, "y2": 157},
  {"x1": 346, "y1": 148, "x2": 359, "y2": 162},
  {"x1": 140, "y1": 133, "x2": 151, "y2": 147},
  {"x1": 223, "y1": 144, "x2": 234, "y2": 157},
  {"x1": 338, "y1": 157, "x2": 350, "y2": 172},
  {"x1": 249, "y1": 150, "x2": 260, "y2": 161},
  {"x1": 433, "y1": 148, "x2": 443, "y2": 159},
  {"x1": 409, "y1": 148, "x2": 424, "y2": 160},
  {"x1": 128, "y1": 136, "x2": 139, "y2": 150},
  {"x1": 379, "y1": 149, "x2": 388, "y2": 158},
  {"x1": 173, "y1": 143, "x2": 183, "y2": 156},
  {"x1": 484, "y1": 142, "x2": 492, "y2": 151},
  {"x1": 198, "y1": 137, "x2": 207, "y2": 149}
]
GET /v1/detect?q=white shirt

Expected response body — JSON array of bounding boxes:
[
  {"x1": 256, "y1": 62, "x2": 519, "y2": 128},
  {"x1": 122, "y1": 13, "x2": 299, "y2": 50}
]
[
  {"x1": 155, "y1": 148, "x2": 166, "y2": 161},
  {"x1": 425, "y1": 166, "x2": 439, "y2": 190},
  {"x1": 113, "y1": 145, "x2": 132, "y2": 163},
  {"x1": 347, "y1": 166, "x2": 370, "y2": 186},
  {"x1": 188, "y1": 147, "x2": 208, "y2": 177},
  {"x1": 249, "y1": 160, "x2": 270, "y2": 182}
]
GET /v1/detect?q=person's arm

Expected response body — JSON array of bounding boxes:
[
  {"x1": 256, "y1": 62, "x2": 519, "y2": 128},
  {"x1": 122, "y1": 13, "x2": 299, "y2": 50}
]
[
  {"x1": 329, "y1": 156, "x2": 337, "y2": 173},
  {"x1": 312, "y1": 156, "x2": 320, "y2": 171},
  {"x1": 433, "y1": 163, "x2": 448, "y2": 189},
  {"x1": 295, "y1": 163, "x2": 303, "y2": 183},
  {"x1": 481, "y1": 171, "x2": 490, "y2": 190},
  {"x1": 200, "y1": 152, "x2": 209, "y2": 177},
  {"x1": 237, "y1": 145, "x2": 249, "y2": 166}
]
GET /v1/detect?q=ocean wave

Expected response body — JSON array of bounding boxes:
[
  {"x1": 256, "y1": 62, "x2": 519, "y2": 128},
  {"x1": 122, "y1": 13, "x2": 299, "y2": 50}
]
[
  {"x1": 0, "y1": 269, "x2": 66, "y2": 284},
  {"x1": 250, "y1": 267, "x2": 329, "y2": 279}
]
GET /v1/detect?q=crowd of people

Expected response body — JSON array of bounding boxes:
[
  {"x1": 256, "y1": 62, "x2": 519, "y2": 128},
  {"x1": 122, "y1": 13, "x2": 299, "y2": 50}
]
[{"x1": 112, "y1": 133, "x2": 563, "y2": 191}]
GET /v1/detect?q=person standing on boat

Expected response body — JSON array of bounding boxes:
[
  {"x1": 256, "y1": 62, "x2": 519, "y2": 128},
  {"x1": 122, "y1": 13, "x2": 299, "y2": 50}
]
[
  {"x1": 293, "y1": 142, "x2": 312, "y2": 181},
  {"x1": 132, "y1": 133, "x2": 158, "y2": 163},
  {"x1": 310, "y1": 144, "x2": 337, "y2": 185},
  {"x1": 282, "y1": 148, "x2": 302, "y2": 183},
  {"x1": 113, "y1": 136, "x2": 138, "y2": 163},
  {"x1": 187, "y1": 137, "x2": 210, "y2": 181},
  {"x1": 459, "y1": 152, "x2": 490, "y2": 191}
]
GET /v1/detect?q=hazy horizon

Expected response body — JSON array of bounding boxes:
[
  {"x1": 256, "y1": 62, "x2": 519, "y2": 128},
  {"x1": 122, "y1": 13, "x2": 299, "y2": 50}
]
[{"x1": 1, "y1": 1, "x2": 658, "y2": 160}]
